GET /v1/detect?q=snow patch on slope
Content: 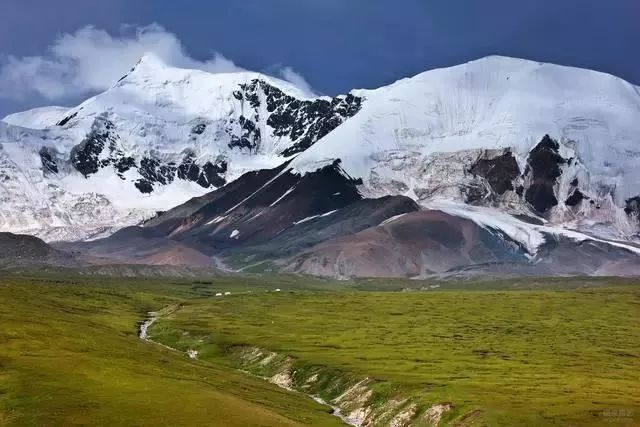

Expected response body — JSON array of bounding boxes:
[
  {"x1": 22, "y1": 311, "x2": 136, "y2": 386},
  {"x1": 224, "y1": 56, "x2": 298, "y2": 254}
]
[
  {"x1": 428, "y1": 200, "x2": 640, "y2": 257},
  {"x1": 426, "y1": 200, "x2": 546, "y2": 255},
  {"x1": 2, "y1": 106, "x2": 69, "y2": 129},
  {"x1": 294, "y1": 210, "x2": 338, "y2": 225}
]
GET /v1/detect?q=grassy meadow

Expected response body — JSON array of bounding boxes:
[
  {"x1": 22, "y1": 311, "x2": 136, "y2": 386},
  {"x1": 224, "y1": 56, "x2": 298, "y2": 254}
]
[
  {"x1": 0, "y1": 276, "x2": 342, "y2": 426},
  {"x1": 149, "y1": 280, "x2": 640, "y2": 426},
  {"x1": 1, "y1": 274, "x2": 639, "y2": 426}
]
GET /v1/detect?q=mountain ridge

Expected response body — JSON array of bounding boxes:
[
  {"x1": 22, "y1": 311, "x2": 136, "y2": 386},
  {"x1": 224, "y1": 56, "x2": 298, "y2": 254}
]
[
  {"x1": 2, "y1": 55, "x2": 640, "y2": 277},
  {"x1": 0, "y1": 54, "x2": 363, "y2": 240}
]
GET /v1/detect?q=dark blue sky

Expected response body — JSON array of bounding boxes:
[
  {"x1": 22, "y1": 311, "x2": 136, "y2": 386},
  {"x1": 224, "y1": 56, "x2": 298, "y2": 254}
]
[{"x1": 1, "y1": 0, "x2": 639, "y2": 115}]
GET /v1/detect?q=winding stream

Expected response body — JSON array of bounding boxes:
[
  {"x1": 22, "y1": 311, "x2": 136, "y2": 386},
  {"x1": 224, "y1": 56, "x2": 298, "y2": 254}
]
[
  {"x1": 137, "y1": 310, "x2": 358, "y2": 426},
  {"x1": 138, "y1": 314, "x2": 156, "y2": 340}
]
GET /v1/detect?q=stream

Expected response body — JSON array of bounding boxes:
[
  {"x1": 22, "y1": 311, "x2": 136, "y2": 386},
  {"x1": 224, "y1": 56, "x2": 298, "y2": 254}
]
[{"x1": 137, "y1": 310, "x2": 358, "y2": 426}]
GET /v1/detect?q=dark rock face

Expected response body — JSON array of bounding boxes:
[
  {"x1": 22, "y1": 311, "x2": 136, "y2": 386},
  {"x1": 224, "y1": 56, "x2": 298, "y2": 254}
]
[
  {"x1": 137, "y1": 156, "x2": 227, "y2": 194},
  {"x1": 191, "y1": 123, "x2": 207, "y2": 135},
  {"x1": 70, "y1": 118, "x2": 118, "y2": 177},
  {"x1": 625, "y1": 196, "x2": 640, "y2": 221},
  {"x1": 470, "y1": 151, "x2": 520, "y2": 196},
  {"x1": 177, "y1": 155, "x2": 200, "y2": 182},
  {"x1": 526, "y1": 184, "x2": 557, "y2": 214},
  {"x1": 565, "y1": 189, "x2": 587, "y2": 207},
  {"x1": 56, "y1": 111, "x2": 78, "y2": 127},
  {"x1": 176, "y1": 154, "x2": 227, "y2": 190},
  {"x1": 193, "y1": 160, "x2": 361, "y2": 227},
  {"x1": 198, "y1": 161, "x2": 227, "y2": 188},
  {"x1": 39, "y1": 147, "x2": 58, "y2": 174},
  {"x1": 139, "y1": 158, "x2": 176, "y2": 186},
  {"x1": 134, "y1": 179, "x2": 154, "y2": 194},
  {"x1": 150, "y1": 159, "x2": 365, "y2": 253},
  {"x1": 68, "y1": 117, "x2": 227, "y2": 192},
  {"x1": 228, "y1": 115, "x2": 262, "y2": 152},
  {"x1": 235, "y1": 80, "x2": 363, "y2": 156},
  {"x1": 69, "y1": 117, "x2": 139, "y2": 180},
  {"x1": 523, "y1": 135, "x2": 566, "y2": 215},
  {"x1": 114, "y1": 156, "x2": 136, "y2": 175}
]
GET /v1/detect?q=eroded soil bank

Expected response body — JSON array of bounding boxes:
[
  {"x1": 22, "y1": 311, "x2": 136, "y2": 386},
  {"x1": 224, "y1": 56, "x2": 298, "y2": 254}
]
[
  {"x1": 229, "y1": 346, "x2": 454, "y2": 427},
  {"x1": 140, "y1": 309, "x2": 455, "y2": 426}
]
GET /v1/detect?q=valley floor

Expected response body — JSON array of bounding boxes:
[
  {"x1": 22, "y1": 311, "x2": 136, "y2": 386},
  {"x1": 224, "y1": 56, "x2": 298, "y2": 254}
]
[{"x1": 1, "y1": 275, "x2": 639, "y2": 426}]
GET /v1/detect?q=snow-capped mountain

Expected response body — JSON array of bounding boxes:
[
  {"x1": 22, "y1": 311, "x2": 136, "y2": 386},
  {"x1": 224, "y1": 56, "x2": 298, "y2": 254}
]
[
  {"x1": 0, "y1": 54, "x2": 362, "y2": 240},
  {"x1": 1, "y1": 54, "x2": 639, "y2": 258},
  {"x1": 291, "y1": 56, "x2": 640, "y2": 244}
]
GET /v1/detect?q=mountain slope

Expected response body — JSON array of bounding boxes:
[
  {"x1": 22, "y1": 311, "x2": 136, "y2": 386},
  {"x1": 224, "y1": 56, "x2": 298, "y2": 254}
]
[
  {"x1": 0, "y1": 232, "x2": 78, "y2": 268},
  {"x1": 2, "y1": 106, "x2": 69, "y2": 129},
  {"x1": 292, "y1": 56, "x2": 640, "y2": 241},
  {"x1": 60, "y1": 159, "x2": 640, "y2": 279},
  {"x1": 0, "y1": 54, "x2": 362, "y2": 240}
]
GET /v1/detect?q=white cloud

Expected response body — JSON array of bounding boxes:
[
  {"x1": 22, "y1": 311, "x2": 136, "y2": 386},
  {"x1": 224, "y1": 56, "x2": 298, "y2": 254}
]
[
  {"x1": 0, "y1": 24, "x2": 243, "y2": 101},
  {"x1": 278, "y1": 66, "x2": 317, "y2": 97},
  {"x1": 0, "y1": 24, "x2": 317, "y2": 106}
]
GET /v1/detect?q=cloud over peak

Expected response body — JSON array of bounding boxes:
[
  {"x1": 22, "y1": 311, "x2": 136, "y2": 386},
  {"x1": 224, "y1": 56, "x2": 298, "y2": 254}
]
[
  {"x1": 278, "y1": 66, "x2": 317, "y2": 97},
  {"x1": 0, "y1": 24, "x2": 315, "y2": 103}
]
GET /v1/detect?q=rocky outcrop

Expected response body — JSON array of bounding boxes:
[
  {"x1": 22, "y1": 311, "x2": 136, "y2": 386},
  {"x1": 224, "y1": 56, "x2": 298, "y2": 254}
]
[
  {"x1": 625, "y1": 196, "x2": 640, "y2": 223},
  {"x1": 565, "y1": 189, "x2": 587, "y2": 207},
  {"x1": 469, "y1": 150, "x2": 520, "y2": 197},
  {"x1": 67, "y1": 117, "x2": 228, "y2": 193},
  {"x1": 235, "y1": 79, "x2": 363, "y2": 156},
  {"x1": 70, "y1": 117, "x2": 120, "y2": 177},
  {"x1": 38, "y1": 147, "x2": 59, "y2": 174},
  {"x1": 522, "y1": 135, "x2": 566, "y2": 215}
]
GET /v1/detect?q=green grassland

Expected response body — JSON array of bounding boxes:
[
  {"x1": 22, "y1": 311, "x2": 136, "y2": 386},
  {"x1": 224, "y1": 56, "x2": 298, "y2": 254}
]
[
  {"x1": 1, "y1": 274, "x2": 639, "y2": 426},
  {"x1": 0, "y1": 276, "x2": 342, "y2": 426},
  {"x1": 149, "y1": 280, "x2": 640, "y2": 426}
]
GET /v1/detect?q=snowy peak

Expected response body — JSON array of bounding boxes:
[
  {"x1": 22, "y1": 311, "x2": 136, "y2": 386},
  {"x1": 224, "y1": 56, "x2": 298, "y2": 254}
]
[
  {"x1": 123, "y1": 52, "x2": 307, "y2": 95},
  {"x1": 127, "y1": 52, "x2": 168, "y2": 75},
  {"x1": 288, "y1": 55, "x2": 640, "y2": 241},
  {"x1": 0, "y1": 55, "x2": 364, "y2": 241}
]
